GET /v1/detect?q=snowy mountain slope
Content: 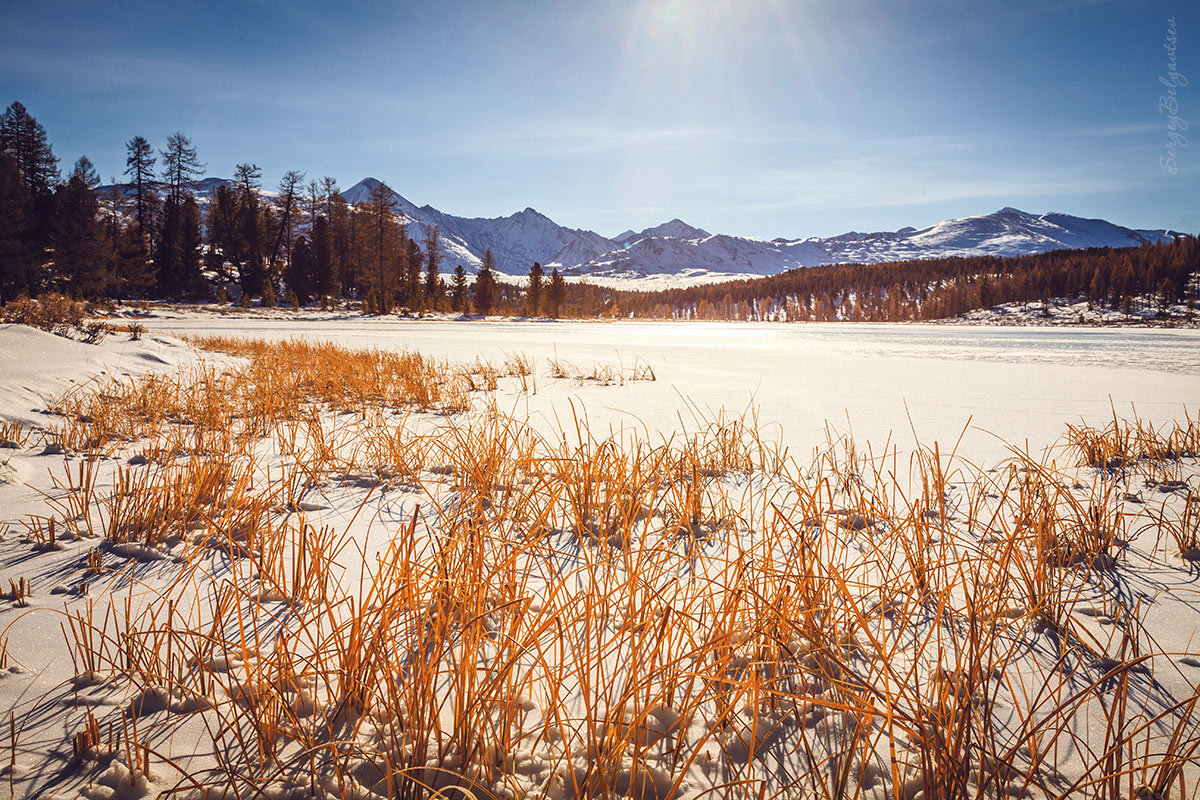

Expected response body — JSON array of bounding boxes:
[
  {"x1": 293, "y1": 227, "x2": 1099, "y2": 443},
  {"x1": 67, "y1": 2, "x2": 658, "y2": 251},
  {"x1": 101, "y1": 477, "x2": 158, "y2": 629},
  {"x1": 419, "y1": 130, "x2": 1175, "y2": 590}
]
[
  {"x1": 575, "y1": 234, "x2": 831, "y2": 279},
  {"x1": 572, "y1": 207, "x2": 1177, "y2": 280}
]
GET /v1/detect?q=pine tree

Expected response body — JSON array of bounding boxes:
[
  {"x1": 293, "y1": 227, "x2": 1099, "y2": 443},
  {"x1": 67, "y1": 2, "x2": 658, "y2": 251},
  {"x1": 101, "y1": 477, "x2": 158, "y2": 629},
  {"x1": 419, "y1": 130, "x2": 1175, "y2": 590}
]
[
  {"x1": 404, "y1": 235, "x2": 421, "y2": 311},
  {"x1": 473, "y1": 248, "x2": 497, "y2": 316},
  {"x1": 113, "y1": 222, "x2": 154, "y2": 298},
  {"x1": 286, "y1": 234, "x2": 316, "y2": 303},
  {"x1": 423, "y1": 225, "x2": 441, "y2": 310},
  {"x1": 329, "y1": 191, "x2": 353, "y2": 296},
  {"x1": 312, "y1": 214, "x2": 335, "y2": 299},
  {"x1": 547, "y1": 267, "x2": 567, "y2": 318},
  {"x1": 526, "y1": 262, "x2": 544, "y2": 316},
  {"x1": 451, "y1": 264, "x2": 467, "y2": 312},
  {"x1": 124, "y1": 136, "x2": 156, "y2": 242},
  {"x1": 53, "y1": 167, "x2": 109, "y2": 296},
  {"x1": 179, "y1": 194, "x2": 203, "y2": 293},
  {"x1": 206, "y1": 183, "x2": 240, "y2": 292},
  {"x1": 154, "y1": 193, "x2": 203, "y2": 297}
]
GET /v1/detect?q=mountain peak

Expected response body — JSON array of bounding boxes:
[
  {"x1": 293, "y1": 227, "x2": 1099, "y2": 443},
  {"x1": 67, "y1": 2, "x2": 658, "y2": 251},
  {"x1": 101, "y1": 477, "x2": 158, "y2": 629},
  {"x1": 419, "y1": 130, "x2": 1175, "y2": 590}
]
[{"x1": 616, "y1": 219, "x2": 711, "y2": 245}]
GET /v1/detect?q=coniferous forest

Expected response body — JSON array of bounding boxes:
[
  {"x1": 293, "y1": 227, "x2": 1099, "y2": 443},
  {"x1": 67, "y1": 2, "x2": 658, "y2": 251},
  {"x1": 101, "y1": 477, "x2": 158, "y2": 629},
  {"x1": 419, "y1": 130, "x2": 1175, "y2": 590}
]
[{"x1": 1, "y1": 100, "x2": 1196, "y2": 322}]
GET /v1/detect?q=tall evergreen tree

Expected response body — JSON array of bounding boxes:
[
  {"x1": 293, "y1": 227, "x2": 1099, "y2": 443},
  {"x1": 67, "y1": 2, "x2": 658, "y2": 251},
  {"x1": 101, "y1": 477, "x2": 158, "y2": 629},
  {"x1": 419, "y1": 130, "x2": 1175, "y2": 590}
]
[
  {"x1": 527, "y1": 262, "x2": 544, "y2": 316},
  {"x1": 53, "y1": 167, "x2": 109, "y2": 296},
  {"x1": 155, "y1": 193, "x2": 202, "y2": 296},
  {"x1": 450, "y1": 264, "x2": 467, "y2": 312},
  {"x1": 329, "y1": 193, "x2": 354, "y2": 296},
  {"x1": 233, "y1": 163, "x2": 266, "y2": 298},
  {"x1": 206, "y1": 183, "x2": 240, "y2": 292},
  {"x1": 473, "y1": 248, "x2": 497, "y2": 316},
  {"x1": 285, "y1": 234, "x2": 316, "y2": 303},
  {"x1": 423, "y1": 224, "x2": 441, "y2": 310},
  {"x1": 312, "y1": 214, "x2": 336, "y2": 299},
  {"x1": 124, "y1": 135, "x2": 156, "y2": 240},
  {"x1": 403, "y1": 235, "x2": 421, "y2": 310},
  {"x1": 547, "y1": 267, "x2": 567, "y2": 318}
]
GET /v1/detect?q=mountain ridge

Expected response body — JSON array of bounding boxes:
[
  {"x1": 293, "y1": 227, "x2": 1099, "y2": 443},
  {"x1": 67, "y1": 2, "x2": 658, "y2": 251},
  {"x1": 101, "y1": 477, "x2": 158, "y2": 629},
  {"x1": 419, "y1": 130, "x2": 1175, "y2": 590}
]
[{"x1": 100, "y1": 175, "x2": 1181, "y2": 284}]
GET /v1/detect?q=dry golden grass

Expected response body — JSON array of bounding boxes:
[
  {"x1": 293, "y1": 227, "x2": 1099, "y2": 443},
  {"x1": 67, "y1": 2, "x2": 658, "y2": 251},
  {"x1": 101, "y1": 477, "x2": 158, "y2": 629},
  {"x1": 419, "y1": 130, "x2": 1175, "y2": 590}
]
[
  {"x1": 0, "y1": 292, "x2": 90, "y2": 334},
  {"x1": 7, "y1": 336, "x2": 1198, "y2": 799}
]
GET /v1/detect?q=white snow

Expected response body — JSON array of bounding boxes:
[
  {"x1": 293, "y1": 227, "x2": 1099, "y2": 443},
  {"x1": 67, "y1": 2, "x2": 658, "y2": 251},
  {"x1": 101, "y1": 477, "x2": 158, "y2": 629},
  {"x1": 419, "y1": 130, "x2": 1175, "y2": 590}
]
[{"x1": 128, "y1": 313, "x2": 1200, "y2": 467}]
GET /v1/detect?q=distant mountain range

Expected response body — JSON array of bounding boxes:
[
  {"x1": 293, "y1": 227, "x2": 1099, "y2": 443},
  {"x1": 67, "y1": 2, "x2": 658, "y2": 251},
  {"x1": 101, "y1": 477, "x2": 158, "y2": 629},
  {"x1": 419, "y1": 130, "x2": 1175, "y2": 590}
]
[{"x1": 104, "y1": 176, "x2": 1181, "y2": 285}]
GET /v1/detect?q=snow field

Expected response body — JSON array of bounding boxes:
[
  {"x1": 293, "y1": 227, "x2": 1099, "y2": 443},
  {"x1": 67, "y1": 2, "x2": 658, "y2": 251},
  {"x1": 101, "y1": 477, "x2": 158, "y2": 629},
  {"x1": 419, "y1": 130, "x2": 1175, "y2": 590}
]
[{"x1": 0, "y1": 326, "x2": 1197, "y2": 799}]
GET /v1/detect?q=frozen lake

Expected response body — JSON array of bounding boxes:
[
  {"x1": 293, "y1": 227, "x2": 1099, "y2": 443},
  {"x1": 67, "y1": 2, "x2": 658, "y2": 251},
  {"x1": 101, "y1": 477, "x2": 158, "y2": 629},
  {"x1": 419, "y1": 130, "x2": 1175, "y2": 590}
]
[{"x1": 141, "y1": 315, "x2": 1200, "y2": 466}]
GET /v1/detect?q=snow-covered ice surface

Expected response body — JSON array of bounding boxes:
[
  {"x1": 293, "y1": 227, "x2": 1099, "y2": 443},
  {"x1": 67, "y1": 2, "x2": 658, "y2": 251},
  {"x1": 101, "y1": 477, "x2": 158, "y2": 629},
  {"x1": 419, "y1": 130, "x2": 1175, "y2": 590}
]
[{"x1": 136, "y1": 313, "x2": 1200, "y2": 467}]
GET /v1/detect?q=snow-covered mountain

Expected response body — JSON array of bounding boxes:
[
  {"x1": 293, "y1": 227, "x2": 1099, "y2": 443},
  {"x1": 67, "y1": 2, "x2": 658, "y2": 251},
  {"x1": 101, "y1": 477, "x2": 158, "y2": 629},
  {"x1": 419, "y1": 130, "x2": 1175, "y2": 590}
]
[
  {"x1": 612, "y1": 219, "x2": 711, "y2": 247},
  {"x1": 101, "y1": 177, "x2": 255, "y2": 209},
  {"x1": 570, "y1": 207, "x2": 1177, "y2": 281},
  {"x1": 102, "y1": 175, "x2": 1180, "y2": 283},
  {"x1": 341, "y1": 182, "x2": 1177, "y2": 281}
]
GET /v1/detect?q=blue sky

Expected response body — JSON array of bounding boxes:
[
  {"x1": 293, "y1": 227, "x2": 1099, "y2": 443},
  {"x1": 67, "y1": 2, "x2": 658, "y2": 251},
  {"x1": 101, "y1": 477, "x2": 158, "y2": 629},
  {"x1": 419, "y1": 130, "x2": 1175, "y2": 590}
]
[{"x1": 1, "y1": 0, "x2": 1193, "y2": 238}]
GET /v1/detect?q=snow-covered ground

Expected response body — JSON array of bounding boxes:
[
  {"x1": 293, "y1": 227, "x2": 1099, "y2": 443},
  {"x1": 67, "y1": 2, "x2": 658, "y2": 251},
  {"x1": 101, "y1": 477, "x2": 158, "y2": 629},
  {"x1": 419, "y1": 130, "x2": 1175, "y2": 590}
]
[
  {"x1": 132, "y1": 311, "x2": 1200, "y2": 468},
  {"x1": 1, "y1": 317, "x2": 1198, "y2": 799},
  {"x1": 954, "y1": 299, "x2": 1199, "y2": 327}
]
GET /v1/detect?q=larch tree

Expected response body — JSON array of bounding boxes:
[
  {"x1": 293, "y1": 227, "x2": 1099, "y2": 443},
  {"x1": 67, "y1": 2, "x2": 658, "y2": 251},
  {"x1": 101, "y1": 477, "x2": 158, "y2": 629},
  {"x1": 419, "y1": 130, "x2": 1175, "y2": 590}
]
[
  {"x1": 233, "y1": 163, "x2": 266, "y2": 298},
  {"x1": 365, "y1": 179, "x2": 402, "y2": 312},
  {"x1": 270, "y1": 169, "x2": 305, "y2": 281},
  {"x1": 0, "y1": 101, "x2": 59, "y2": 198},
  {"x1": 71, "y1": 155, "x2": 100, "y2": 190},
  {"x1": 0, "y1": 102, "x2": 58, "y2": 250},
  {"x1": 159, "y1": 132, "x2": 203, "y2": 203}
]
